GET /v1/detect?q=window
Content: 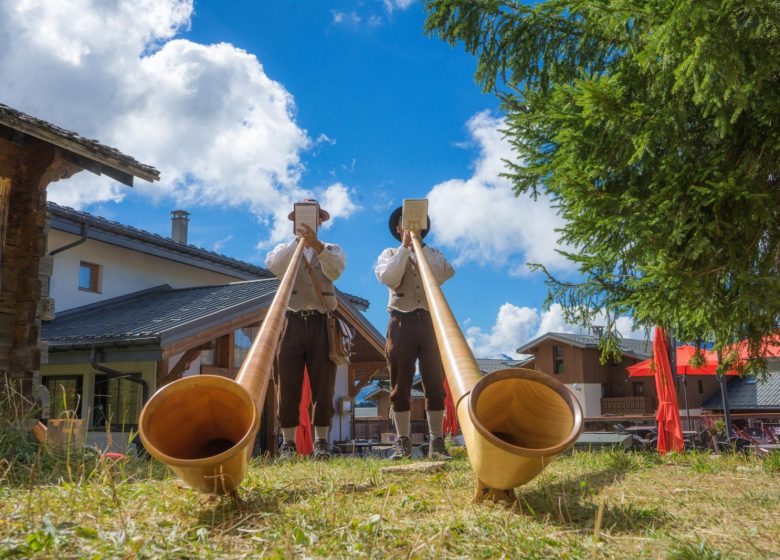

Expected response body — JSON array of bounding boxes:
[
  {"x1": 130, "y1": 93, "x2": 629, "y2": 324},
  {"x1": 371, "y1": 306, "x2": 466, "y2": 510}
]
[
  {"x1": 92, "y1": 374, "x2": 143, "y2": 430},
  {"x1": 43, "y1": 375, "x2": 83, "y2": 420},
  {"x1": 698, "y1": 380, "x2": 704, "y2": 394},
  {"x1": 233, "y1": 327, "x2": 258, "y2": 370},
  {"x1": 552, "y1": 345, "x2": 565, "y2": 374},
  {"x1": 632, "y1": 381, "x2": 644, "y2": 397},
  {"x1": 78, "y1": 261, "x2": 101, "y2": 292}
]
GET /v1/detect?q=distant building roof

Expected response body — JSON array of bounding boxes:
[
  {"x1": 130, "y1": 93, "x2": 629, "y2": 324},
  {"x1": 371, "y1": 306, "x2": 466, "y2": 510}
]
[
  {"x1": 475, "y1": 357, "x2": 532, "y2": 373},
  {"x1": 47, "y1": 202, "x2": 370, "y2": 309},
  {"x1": 363, "y1": 386, "x2": 424, "y2": 401},
  {"x1": 516, "y1": 332, "x2": 652, "y2": 360},
  {"x1": 703, "y1": 362, "x2": 780, "y2": 410},
  {"x1": 0, "y1": 103, "x2": 159, "y2": 185}
]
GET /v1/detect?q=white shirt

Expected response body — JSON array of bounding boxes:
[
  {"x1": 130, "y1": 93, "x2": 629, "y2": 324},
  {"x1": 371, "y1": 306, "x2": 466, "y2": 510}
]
[
  {"x1": 265, "y1": 238, "x2": 346, "y2": 281},
  {"x1": 375, "y1": 244, "x2": 454, "y2": 312}
]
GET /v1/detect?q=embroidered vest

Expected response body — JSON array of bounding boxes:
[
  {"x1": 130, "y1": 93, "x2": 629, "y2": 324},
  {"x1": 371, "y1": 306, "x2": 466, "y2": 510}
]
[
  {"x1": 387, "y1": 256, "x2": 429, "y2": 312},
  {"x1": 289, "y1": 251, "x2": 337, "y2": 312}
]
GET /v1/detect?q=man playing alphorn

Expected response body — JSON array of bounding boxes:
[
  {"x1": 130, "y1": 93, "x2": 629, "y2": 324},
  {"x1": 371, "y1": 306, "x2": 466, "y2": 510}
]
[
  {"x1": 266, "y1": 199, "x2": 346, "y2": 460},
  {"x1": 375, "y1": 206, "x2": 454, "y2": 460}
]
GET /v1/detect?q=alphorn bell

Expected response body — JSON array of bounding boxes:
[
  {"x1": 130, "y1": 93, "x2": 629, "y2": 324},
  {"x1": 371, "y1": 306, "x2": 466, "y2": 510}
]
[
  {"x1": 138, "y1": 238, "x2": 307, "y2": 495},
  {"x1": 409, "y1": 231, "x2": 583, "y2": 502}
]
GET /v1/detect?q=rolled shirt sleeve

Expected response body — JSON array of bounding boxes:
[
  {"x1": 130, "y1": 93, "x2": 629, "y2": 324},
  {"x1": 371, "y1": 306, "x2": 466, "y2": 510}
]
[
  {"x1": 317, "y1": 243, "x2": 346, "y2": 281},
  {"x1": 422, "y1": 246, "x2": 455, "y2": 286},
  {"x1": 265, "y1": 239, "x2": 299, "y2": 278},
  {"x1": 375, "y1": 246, "x2": 411, "y2": 289}
]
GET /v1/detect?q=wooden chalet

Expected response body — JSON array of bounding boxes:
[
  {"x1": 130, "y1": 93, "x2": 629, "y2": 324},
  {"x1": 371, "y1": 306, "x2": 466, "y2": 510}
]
[{"x1": 0, "y1": 103, "x2": 158, "y2": 399}]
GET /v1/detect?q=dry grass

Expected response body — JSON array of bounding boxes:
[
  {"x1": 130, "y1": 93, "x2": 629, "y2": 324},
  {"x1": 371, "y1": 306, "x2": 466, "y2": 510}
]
[{"x1": 0, "y1": 447, "x2": 779, "y2": 559}]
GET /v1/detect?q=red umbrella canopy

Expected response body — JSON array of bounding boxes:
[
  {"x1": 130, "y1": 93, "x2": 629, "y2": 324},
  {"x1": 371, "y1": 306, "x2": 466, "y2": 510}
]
[
  {"x1": 652, "y1": 327, "x2": 684, "y2": 455},
  {"x1": 627, "y1": 345, "x2": 738, "y2": 377}
]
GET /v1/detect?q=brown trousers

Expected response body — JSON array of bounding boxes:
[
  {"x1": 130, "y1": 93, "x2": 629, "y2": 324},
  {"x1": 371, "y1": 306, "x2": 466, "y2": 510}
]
[
  {"x1": 386, "y1": 309, "x2": 446, "y2": 412},
  {"x1": 276, "y1": 312, "x2": 336, "y2": 428}
]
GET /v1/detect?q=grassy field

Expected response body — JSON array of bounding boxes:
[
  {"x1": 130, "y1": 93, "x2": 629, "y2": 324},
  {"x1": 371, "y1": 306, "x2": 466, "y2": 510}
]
[{"x1": 1, "y1": 442, "x2": 779, "y2": 559}]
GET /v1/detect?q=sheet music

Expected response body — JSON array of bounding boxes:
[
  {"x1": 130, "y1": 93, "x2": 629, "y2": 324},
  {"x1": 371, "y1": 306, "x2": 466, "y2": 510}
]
[
  {"x1": 294, "y1": 202, "x2": 319, "y2": 235},
  {"x1": 402, "y1": 199, "x2": 428, "y2": 232}
]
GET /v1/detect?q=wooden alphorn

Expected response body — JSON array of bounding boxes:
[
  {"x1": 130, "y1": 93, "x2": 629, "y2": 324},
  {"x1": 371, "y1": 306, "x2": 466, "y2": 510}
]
[
  {"x1": 409, "y1": 231, "x2": 583, "y2": 502},
  {"x1": 138, "y1": 239, "x2": 306, "y2": 495}
]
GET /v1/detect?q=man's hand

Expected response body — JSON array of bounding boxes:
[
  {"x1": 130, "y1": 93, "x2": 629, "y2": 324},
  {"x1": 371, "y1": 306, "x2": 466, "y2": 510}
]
[
  {"x1": 402, "y1": 230, "x2": 413, "y2": 250},
  {"x1": 297, "y1": 224, "x2": 324, "y2": 253}
]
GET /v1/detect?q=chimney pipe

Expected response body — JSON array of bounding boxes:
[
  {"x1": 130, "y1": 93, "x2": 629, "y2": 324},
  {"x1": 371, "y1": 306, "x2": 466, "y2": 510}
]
[{"x1": 171, "y1": 210, "x2": 190, "y2": 244}]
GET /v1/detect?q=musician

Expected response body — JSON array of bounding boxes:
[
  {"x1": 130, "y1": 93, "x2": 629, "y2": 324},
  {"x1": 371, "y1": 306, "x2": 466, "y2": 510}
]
[
  {"x1": 375, "y1": 206, "x2": 455, "y2": 460},
  {"x1": 266, "y1": 200, "x2": 346, "y2": 460}
]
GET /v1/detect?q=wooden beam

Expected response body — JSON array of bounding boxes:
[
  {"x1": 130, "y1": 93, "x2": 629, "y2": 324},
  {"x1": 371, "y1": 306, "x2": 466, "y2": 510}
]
[
  {"x1": 349, "y1": 366, "x2": 386, "y2": 398},
  {"x1": 157, "y1": 341, "x2": 212, "y2": 386},
  {"x1": 161, "y1": 308, "x2": 268, "y2": 360}
]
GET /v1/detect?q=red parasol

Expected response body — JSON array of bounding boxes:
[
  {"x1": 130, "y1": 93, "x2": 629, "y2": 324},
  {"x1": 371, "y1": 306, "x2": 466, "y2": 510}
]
[
  {"x1": 652, "y1": 327, "x2": 684, "y2": 455},
  {"x1": 443, "y1": 379, "x2": 459, "y2": 436},
  {"x1": 627, "y1": 345, "x2": 739, "y2": 377},
  {"x1": 295, "y1": 368, "x2": 314, "y2": 456}
]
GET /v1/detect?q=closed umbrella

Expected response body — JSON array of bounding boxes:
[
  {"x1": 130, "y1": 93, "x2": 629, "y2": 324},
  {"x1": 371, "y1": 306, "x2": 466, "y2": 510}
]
[
  {"x1": 653, "y1": 327, "x2": 684, "y2": 455},
  {"x1": 443, "y1": 379, "x2": 459, "y2": 436},
  {"x1": 295, "y1": 368, "x2": 314, "y2": 456}
]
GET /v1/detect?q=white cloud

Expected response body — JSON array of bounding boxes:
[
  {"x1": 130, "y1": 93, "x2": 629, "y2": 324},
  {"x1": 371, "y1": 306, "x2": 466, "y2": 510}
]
[
  {"x1": 466, "y1": 303, "x2": 539, "y2": 359},
  {"x1": 383, "y1": 0, "x2": 415, "y2": 13},
  {"x1": 332, "y1": 10, "x2": 361, "y2": 25},
  {"x1": 0, "y1": 0, "x2": 356, "y2": 234},
  {"x1": 466, "y1": 302, "x2": 641, "y2": 358},
  {"x1": 426, "y1": 111, "x2": 576, "y2": 276}
]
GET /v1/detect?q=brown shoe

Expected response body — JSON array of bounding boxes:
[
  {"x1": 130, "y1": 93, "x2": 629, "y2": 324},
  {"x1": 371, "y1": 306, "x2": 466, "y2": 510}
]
[
  {"x1": 313, "y1": 438, "x2": 331, "y2": 461},
  {"x1": 429, "y1": 437, "x2": 452, "y2": 460},
  {"x1": 278, "y1": 440, "x2": 297, "y2": 461},
  {"x1": 387, "y1": 436, "x2": 412, "y2": 460}
]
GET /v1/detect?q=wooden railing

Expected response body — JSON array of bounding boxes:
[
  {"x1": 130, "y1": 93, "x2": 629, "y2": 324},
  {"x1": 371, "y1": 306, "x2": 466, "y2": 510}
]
[
  {"x1": 601, "y1": 396, "x2": 655, "y2": 415},
  {"x1": 352, "y1": 418, "x2": 428, "y2": 441}
]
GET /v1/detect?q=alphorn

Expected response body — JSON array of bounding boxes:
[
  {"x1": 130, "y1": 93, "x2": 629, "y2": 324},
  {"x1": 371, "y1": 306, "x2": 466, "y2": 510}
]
[
  {"x1": 138, "y1": 238, "x2": 307, "y2": 495},
  {"x1": 409, "y1": 231, "x2": 583, "y2": 502}
]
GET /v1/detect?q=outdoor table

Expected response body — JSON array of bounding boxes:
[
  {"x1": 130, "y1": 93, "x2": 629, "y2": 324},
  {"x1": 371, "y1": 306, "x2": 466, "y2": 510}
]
[
  {"x1": 575, "y1": 432, "x2": 632, "y2": 450},
  {"x1": 344, "y1": 440, "x2": 378, "y2": 457}
]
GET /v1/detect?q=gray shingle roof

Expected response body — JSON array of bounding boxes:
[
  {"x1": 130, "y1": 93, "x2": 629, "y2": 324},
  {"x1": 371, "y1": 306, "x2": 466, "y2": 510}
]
[
  {"x1": 516, "y1": 332, "x2": 652, "y2": 359},
  {"x1": 475, "y1": 358, "x2": 529, "y2": 373},
  {"x1": 702, "y1": 365, "x2": 780, "y2": 410},
  {"x1": 43, "y1": 280, "x2": 278, "y2": 348}
]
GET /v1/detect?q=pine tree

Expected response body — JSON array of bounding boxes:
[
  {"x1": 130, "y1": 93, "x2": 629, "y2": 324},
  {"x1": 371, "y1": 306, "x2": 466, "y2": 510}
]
[{"x1": 425, "y1": 0, "x2": 780, "y2": 372}]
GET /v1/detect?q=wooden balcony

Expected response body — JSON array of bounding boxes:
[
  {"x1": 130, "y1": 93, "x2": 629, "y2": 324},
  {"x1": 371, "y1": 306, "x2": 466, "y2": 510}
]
[{"x1": 601, "y1": 396, "x2": 655, "y2": 416}]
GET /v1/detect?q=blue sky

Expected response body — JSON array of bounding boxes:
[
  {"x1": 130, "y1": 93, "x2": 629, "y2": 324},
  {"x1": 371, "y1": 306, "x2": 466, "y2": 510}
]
[{"x1": 0, "y1": 0, "x2": 616, "y2": 357}]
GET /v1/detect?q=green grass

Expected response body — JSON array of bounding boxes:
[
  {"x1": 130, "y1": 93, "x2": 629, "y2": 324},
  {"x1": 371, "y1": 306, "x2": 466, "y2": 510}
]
[{"x1": 1, "y1": 446, "x2": 779, "y2": 559}]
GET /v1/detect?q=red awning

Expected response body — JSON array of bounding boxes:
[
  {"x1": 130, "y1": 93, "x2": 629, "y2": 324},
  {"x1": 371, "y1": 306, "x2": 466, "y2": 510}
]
[{"x1": 627, "y1": 345, "x2": 738, "y2": 377}]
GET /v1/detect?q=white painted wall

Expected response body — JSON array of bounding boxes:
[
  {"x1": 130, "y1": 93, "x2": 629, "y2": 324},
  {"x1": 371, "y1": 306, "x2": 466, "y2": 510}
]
[
  {"x1": 566, "y1": 382, "x2": 602, "y2": 417},
  {"x1": 49, "y1": 230, "x2": 244, "y2": 312}
]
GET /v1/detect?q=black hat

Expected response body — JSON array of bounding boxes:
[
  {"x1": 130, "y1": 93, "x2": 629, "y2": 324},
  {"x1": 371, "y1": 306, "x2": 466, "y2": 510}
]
[{"x1": 388, "y1": 206, "x2": 430, "y2": 242}]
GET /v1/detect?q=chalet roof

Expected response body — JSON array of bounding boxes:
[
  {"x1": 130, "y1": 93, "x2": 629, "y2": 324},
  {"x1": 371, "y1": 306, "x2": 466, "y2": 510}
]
[
  {"x1": 42, "y1": 279, "x2": 383, "y2": 360},
  {"x1": 48, "y1": 201, "x2": 276, "y2": 281},
  {"x1": 702, "y1": 362, "x2": 780, "y2": 410},
  {"x1": 43, "y1": 280, "x2": 278, "y2": 350},
  {"x1": 0, "y1": 103, "x2": 159, "y2": 185},
  {"x1": 47, "y1": 201, "x2": 371, "y2": 310},
  {"x1": 516, "y1": 332, "x2": 652, "y2": 360}
]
